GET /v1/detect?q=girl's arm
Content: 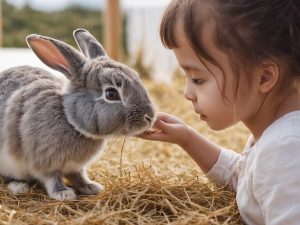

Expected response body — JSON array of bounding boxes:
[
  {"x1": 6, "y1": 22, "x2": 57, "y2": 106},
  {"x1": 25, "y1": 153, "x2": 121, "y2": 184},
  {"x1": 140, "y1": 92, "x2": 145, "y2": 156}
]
[
  {"x1": 139, "y1": 112, "x2": 242, "y2": 191},
  {"x1": 177, "y1": 126, "x2": 222, "y2": 173}
]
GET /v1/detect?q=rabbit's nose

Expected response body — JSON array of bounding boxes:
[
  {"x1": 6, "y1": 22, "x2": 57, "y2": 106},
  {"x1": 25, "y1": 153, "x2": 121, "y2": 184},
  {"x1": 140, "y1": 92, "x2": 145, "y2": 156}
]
[
  {"x1": 142, "y1": 103, "x2": 156, "y2": 124},
  {"x1": 144, "y1": 115, "x2": 152, "y2": 124}
]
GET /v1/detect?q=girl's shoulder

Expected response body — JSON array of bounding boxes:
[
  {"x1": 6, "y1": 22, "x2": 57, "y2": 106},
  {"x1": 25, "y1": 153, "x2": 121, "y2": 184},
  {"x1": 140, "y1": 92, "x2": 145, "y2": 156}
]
[
  {"x1": 262, "y1": 110, "x2": 300, "y2": 141},
  {"x1": 254, "y1": 110, "x2": 300, "y2": 158},
  {"x1": 252, "y1": 113, "x2": 300, "y2": 221}
]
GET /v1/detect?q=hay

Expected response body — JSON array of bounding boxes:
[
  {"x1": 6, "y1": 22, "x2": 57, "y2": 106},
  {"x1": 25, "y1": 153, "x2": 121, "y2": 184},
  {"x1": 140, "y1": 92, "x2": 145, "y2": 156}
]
[
  {"x1": 0, "y1": 166, "x2": 242, "y2": 225},
  {"x1": 0, "y1": 76, "x2": 248, "y2": 224}
]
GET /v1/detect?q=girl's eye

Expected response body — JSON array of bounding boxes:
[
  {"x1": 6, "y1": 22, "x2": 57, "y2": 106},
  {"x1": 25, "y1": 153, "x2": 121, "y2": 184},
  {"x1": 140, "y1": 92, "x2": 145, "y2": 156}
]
[
  {"x1": 105, "y1": 88, "x2": 120, "y2": 101},
  {"x1": 192, "y1": 79, "x2": 205, "y2": 85}
]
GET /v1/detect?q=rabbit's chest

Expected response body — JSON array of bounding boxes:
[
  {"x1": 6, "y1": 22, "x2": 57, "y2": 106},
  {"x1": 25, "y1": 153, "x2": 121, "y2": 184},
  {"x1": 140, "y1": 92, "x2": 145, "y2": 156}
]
[
  {"x1": 0, "y1": 149, "x2": 30, "y2": 179},
  {"x1": 62, "y1": 161, "x2": 84, "y2": 173}
]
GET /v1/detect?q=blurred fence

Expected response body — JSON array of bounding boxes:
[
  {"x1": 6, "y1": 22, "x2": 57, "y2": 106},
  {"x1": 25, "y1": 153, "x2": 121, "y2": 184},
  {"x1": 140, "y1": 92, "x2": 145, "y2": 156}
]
[
  {"x1": 0, "y1": 0, "x2": 2, "y2": 47},
  {"x1": 124, "y1": 2, "x2": 178, "y2": 82},
  {"x1": 105, "y1": 0, "x2": 121, "y2": 61}
]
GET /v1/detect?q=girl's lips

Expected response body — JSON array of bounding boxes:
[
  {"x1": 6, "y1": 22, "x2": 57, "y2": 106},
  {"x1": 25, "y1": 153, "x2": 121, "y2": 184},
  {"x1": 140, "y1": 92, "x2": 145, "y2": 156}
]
[{"x1": 194, "y1": 110, "x2": 207, "y2": 120}]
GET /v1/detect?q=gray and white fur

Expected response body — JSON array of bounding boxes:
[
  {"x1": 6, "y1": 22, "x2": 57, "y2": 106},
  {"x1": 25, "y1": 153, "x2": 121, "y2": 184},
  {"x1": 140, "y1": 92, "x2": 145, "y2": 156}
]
[{"x1": 0, "y1": 29, "x2": 156, "y2": 200}]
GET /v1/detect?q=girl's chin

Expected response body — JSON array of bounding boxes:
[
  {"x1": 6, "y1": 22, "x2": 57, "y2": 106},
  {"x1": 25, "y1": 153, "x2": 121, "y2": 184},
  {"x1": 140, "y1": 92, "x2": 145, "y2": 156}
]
[
  {"x1": 205, "y1": 120, "x2": 234, "y2": 131},
  {"x1": 199, "y1": 114, "x2": 233, "y2": 130}
]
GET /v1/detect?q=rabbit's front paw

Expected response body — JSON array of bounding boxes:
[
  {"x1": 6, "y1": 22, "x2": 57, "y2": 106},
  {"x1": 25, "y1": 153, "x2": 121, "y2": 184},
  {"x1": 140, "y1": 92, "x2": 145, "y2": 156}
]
[
  {"x1": 8, "y1": 181, "x2": 31, "y2": 194},
  {"x1": 50, "y1": 187, "x2": 77, "y2": 200},
  {"x1": 77, "y1": 182, "x2": 104, "y2": 195}
]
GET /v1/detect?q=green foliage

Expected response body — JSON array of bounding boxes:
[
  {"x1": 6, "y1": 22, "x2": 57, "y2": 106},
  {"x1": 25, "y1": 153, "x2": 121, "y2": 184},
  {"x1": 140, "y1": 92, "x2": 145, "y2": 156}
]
[{"x1": 2, "y1": 1, "x2": 104, "y2": 48}]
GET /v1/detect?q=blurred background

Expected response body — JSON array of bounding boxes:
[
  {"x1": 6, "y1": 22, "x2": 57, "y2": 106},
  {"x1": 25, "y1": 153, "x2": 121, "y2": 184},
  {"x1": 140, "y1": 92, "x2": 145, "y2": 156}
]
[{"x1": 0, "y1": 0, "x2": 179, "y2": 82}]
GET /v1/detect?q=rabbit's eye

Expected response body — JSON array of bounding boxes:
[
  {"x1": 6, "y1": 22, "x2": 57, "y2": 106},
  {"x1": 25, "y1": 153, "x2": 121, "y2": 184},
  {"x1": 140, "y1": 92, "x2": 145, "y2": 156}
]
[{"x1": 105, "y1": 88, "x2": 120, "y2": 101}]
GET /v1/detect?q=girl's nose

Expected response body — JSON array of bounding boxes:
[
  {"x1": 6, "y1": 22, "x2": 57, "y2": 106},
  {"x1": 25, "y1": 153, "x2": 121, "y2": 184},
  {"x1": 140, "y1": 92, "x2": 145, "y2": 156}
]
[{"x1": 184, "y1": 83, "x2": 196, "y2": 102}]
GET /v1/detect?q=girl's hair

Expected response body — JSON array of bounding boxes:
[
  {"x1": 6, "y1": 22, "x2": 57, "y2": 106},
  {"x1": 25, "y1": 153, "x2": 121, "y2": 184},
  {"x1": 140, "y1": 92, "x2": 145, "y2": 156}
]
[{"x1": 160, "y1": 0, "x2": 300, "y2": 96}]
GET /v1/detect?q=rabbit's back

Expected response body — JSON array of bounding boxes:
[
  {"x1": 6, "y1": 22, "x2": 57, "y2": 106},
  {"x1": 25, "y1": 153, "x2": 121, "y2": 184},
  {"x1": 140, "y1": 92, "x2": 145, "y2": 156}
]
[
  {"x1": 0, "y1": 66, "x2": 62, "y2": 144},
  {"x1": 0, "y1": 66, "x2": 60, "y2": 176},
  {"x1": 0, "y1": 66, "x2": 61, "y2": 98},
  {"x1": 0, "y1": 66, "x2": 62, "y2": 120},
  {"x1": 0, "y1": 66, "x2": 103, "y2": 175}
]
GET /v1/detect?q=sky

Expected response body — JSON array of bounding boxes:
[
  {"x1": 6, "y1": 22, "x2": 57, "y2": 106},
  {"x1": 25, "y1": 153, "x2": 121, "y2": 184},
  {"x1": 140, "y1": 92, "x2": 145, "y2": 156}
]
[{"x1": 6, "y1": 0, "x2": 171, "y2": 12}]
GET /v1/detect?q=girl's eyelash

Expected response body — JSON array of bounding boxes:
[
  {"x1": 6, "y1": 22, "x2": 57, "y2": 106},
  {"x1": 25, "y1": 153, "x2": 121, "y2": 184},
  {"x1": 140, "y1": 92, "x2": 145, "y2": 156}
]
[
  {"x1": 192, "y1": 79, "x2": 205, "y2": 85},
  {"x1": 184, "y1": 72, "x2": 205, "y2": 85}
]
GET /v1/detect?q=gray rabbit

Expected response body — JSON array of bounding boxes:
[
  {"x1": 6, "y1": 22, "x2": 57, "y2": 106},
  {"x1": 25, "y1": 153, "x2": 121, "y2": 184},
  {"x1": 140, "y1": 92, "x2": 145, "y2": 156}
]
[{"x1": 0, "y1": 29, "x2": 156, "y2": 200}]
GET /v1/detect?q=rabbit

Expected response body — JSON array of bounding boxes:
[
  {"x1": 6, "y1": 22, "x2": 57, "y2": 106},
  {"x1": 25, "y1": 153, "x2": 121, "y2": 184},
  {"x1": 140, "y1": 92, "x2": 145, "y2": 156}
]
[{"x1": 0, "y1": 28, "x2": 156, "y2": 200}]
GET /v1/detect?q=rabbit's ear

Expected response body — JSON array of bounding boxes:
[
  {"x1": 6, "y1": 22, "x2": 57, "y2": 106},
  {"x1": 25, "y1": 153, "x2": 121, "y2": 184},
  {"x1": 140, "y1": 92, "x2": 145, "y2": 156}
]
[
  {"x1": 73, "y1": 28, "x2": 108, "y2": 59},
  {"x1": 26, "y1": 34, "x2": 86, "y2": 79}
]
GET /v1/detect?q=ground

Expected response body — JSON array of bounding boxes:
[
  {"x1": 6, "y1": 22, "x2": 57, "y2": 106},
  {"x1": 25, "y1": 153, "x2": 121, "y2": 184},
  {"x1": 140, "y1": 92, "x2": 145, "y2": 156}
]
[{"x1": 0, "y1": 76, "x2": 248, "y2": 225}]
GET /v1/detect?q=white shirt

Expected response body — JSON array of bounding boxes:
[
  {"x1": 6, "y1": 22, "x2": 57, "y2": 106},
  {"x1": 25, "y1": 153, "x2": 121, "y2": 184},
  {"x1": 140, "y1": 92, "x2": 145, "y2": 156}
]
[{"x1": 206, "y1": 111, "x2": 300, "y2": 225}]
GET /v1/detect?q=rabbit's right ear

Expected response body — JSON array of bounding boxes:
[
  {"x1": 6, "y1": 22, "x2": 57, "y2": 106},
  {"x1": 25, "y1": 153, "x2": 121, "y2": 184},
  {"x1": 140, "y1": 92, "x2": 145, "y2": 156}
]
[
  {"x1": 26, "y1": 34, "x2": 86, "y2": 80},
  {"x1": 73, "y1": 28, "x2": 108, "y2": 59}
]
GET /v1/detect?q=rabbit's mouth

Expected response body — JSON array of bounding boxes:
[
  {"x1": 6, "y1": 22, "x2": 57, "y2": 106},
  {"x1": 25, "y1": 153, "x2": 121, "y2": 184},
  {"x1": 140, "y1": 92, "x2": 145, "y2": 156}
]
[
  {"x1": 125, "y1": 123, "x2": 154, "y2": 137},
  {"x1": 125, "y1": 108, "x2": 156, "y2": 136}
]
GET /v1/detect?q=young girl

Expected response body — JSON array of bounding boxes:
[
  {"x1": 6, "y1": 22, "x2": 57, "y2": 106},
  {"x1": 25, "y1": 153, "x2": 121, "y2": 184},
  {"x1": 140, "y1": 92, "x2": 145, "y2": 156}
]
[{"x1": 139, "y1": 0, "x2": 300, "y2": 224}]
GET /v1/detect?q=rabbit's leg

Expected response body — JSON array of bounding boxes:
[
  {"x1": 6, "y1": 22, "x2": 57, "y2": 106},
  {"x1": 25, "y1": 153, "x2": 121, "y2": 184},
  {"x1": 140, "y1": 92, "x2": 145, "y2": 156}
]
[
  {"x1": 7, "y1": 181, "x2": 31, "y2": 194},
  {"x1": 65, "y1": 169, "x2": 103, "y2": 195},
  {"x1": 41, "y1": 171, "x2": 77, "y2": 200}
]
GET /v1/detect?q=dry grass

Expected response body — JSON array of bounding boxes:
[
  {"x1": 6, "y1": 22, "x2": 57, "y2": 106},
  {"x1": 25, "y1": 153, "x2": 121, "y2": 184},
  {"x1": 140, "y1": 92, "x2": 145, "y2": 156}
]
[{"x1": 0, "y1": 76, "x2": 248, "y2": 225}]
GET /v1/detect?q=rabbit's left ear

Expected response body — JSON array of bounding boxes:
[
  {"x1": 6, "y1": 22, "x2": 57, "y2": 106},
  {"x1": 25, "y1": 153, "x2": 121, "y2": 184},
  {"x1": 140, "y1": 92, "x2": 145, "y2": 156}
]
[
  {"x1": 26, "y1": 34, "x2": 86, "y2": 80},
  {"x1": 73, "y1": 28, "x2": 108, "y2": 59}
]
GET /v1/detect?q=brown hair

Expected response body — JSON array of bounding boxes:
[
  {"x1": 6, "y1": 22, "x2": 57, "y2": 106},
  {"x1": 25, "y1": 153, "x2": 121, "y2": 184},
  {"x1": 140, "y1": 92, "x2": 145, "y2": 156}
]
[{"x1": 160, "y1": 0, "x2": 300, "y2": 96}]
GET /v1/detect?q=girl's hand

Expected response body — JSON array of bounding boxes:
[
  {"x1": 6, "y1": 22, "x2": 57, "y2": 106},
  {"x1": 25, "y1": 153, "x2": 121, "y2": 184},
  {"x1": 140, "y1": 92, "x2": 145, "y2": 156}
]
[
  {"x1": 137, "y1": 112, "x2": 192, "y2": 147},
  {"x1": 138, "y1": 112, "x2": 222, "y2": 173}
]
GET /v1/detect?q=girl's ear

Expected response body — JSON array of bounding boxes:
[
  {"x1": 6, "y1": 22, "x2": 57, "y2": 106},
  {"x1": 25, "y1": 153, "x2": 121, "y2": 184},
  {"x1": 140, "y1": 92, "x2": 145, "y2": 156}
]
[
  {"x1": 256, "y1": 61, "x2": 280, "y2": 94},
  {"x1": 26, "y1": 34, "x2": 86, "y2": 80}
]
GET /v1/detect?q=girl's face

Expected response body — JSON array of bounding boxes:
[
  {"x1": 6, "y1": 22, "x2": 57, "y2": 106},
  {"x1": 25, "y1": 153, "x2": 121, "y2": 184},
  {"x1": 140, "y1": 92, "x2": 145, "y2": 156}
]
[{"x1": 173, "y1": 22, "x2": 259, "y2": 130}]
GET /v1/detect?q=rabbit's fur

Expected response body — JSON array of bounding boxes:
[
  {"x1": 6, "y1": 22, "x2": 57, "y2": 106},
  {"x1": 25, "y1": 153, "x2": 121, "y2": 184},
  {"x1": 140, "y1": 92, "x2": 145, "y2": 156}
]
[{"x1": 0, "y1": 29, "x2": 156, "y2": 200}]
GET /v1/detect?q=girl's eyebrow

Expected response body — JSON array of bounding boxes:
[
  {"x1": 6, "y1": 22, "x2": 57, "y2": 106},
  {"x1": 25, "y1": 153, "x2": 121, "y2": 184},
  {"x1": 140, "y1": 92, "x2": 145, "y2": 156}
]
[{"x1": 181, "y1": 64, "x2": 207, "y2": 72}]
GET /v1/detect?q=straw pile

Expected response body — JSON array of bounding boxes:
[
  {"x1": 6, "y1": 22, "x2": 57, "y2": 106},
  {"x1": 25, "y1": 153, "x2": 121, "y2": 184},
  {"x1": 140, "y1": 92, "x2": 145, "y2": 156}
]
[{"x1": 0, "y1": 75, "x2": 248, "y2": 225}]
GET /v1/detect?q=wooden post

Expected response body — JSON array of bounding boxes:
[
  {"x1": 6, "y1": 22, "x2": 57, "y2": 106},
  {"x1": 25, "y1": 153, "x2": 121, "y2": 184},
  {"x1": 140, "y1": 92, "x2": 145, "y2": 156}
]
[
  {"x1": 0, "y1": 0, "x2": 2, "y2": 47},
  {"x1": 105, "y1": 0, "x2": 121, "y2": 61}
]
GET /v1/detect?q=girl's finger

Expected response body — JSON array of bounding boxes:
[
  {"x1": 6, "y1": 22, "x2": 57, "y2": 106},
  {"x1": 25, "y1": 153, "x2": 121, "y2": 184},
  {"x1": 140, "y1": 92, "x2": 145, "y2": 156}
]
[
  {"x1": 157, "y1": 112, "x2": 183, "y2": 124},
  {"x1": 155, "y1": 120, "x2": 176, "y2": 133},
  {"x1": 156, "y1": 112, "x2": 175, "y2": 123},
  {"x1": 136, "y1": 131, "x2": 168, "y2": 142}
]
